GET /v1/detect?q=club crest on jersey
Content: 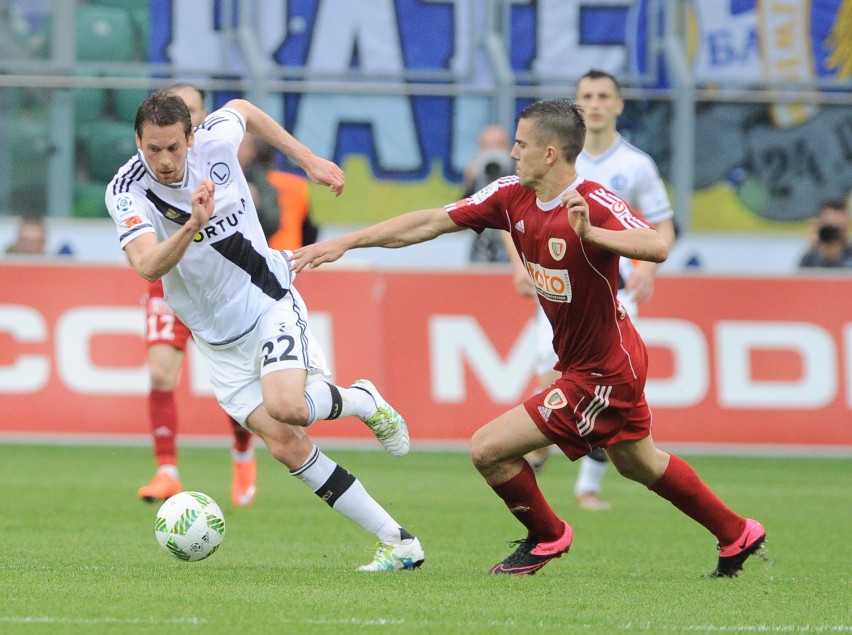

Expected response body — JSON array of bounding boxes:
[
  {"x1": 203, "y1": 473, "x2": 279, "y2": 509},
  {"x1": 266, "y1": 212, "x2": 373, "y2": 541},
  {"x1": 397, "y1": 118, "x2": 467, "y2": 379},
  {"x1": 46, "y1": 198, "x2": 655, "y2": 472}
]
[
  {"x1": 610, "y1": 173, "x2": 628, "y2": 192},
  {"x1": 548, "y1": 238, "x2": 567, "y2": 261},
  {"x1": 209, "y1": 162, "x2": 231, "y2": 185},
  {"x1": 544, "y1": 388, "x2": 568, "y2": 409}
]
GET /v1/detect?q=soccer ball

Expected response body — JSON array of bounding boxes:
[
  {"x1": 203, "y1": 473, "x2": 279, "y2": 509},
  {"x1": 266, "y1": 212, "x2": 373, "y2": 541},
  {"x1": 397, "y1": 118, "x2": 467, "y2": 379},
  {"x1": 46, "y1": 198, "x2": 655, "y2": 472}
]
[{"x1": 154, "y1": 491, "x2": 226, "y2": 562}]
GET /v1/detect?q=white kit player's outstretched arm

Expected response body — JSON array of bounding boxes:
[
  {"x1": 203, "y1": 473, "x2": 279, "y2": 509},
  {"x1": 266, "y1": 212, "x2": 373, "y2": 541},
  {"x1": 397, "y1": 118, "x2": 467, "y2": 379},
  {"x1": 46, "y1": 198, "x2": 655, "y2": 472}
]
[{"x1": 223, "y1": 99, "x2": 345, "y2": 197}]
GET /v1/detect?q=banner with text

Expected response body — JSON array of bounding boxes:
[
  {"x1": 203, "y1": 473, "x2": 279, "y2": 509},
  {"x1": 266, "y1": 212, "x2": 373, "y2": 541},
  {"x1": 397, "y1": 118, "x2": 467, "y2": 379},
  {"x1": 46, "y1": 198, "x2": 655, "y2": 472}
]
[{"x1": 0, "y1": 263, "x2": 849, "y2": 451}]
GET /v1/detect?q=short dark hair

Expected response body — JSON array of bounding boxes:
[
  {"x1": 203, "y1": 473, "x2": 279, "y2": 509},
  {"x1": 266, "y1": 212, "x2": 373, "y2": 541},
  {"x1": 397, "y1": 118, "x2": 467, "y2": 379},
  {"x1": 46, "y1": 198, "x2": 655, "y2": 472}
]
[
  {"x1": 577, "y1": 69, "x2": 622, "y2": 96},
  {"x1": 517, "y1": 98, "x2": 586, "y2": 163},
  {"x1": 134, "y1": 89, "x2": 192, "y2": 139},
  {"x1": 167, "y1": 82, "x2": 206, "y2": 103},
  {"x1": 820, "y1": 199, "x2": 847, "y2": 212}
]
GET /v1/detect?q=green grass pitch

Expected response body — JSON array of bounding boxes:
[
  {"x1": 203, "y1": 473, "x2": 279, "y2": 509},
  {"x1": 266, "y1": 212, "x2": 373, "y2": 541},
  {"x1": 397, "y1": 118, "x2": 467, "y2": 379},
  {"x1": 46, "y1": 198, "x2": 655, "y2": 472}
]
[{"x1": 1, "y1": 444, "x2": 849, "y2": 634}]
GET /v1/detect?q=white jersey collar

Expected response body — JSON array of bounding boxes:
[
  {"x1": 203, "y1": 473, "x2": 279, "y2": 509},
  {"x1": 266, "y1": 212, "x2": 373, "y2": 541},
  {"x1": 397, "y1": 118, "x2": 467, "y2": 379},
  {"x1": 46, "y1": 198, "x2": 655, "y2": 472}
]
[
  {"x1": 537, "y1": 176, "x2": 585, "y2": 211},
  {"x1": 579, "y1": 133, "x2": 623, "y2": 164},
  {"x1": 137, "y1": 149, "x2": 192, "y2": 190}
]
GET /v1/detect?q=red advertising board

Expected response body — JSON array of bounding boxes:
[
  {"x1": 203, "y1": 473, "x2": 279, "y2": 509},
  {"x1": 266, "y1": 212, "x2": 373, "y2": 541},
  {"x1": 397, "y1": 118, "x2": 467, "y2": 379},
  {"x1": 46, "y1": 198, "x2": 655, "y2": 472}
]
[{"x1": 1, "y1": 263, "x2": 849, "y2": 451}]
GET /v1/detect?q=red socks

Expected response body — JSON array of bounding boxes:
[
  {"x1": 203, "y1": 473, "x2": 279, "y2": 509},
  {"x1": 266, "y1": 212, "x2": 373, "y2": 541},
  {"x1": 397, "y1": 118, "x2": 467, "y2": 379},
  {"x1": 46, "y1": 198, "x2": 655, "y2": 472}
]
[
  {"x1": 649, "y1": 454, "x2": 745, "y2": 545},
  {"x1": 491, "y1": 461, "x2": 564, "y2": 541},
  {"x1": 230, "y1": 417, "x2": 252, "y2": 453},
  {"x1": 149, "y1": 389, "x2": 177, "y2": 466},
  {"x1": 151, "y1": 392, "x2": 251, "y2": 461}
]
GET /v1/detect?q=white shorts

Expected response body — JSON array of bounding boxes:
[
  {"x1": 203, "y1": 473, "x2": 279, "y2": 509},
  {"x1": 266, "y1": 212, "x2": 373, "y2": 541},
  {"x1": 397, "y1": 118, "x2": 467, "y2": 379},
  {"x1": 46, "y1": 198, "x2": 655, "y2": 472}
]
[
  {"x1": 533, "y1": 289, "x2": 638, "y2": 376},
  {"x1": 192, "y1": 286, "x2": 330, "y2": 425}
]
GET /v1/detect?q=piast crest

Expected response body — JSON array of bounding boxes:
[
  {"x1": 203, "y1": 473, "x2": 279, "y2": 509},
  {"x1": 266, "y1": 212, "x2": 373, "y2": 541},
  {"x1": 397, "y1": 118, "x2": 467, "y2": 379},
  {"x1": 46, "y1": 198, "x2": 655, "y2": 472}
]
[{"x1": 548, "y1": 238, "x2": 567, "y2": 261}]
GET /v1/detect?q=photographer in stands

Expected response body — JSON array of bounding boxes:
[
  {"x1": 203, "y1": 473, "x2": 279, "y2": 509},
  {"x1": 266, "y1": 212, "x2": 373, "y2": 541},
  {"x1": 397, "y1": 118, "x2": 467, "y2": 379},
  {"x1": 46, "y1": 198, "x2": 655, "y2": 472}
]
[
  {"x1": 464, "y1": 124, "x2": 515, "y2": 263},
  {"x1": 798, "y1": 198, "x2": 852, "y2": 269}
]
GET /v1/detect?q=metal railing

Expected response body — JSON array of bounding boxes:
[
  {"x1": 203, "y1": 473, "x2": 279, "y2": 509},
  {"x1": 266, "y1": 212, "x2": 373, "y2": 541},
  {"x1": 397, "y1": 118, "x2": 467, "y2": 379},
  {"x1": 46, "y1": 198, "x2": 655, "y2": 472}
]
[{"x1": 0, "y1": 0, "x2": 849, "y2": 225}]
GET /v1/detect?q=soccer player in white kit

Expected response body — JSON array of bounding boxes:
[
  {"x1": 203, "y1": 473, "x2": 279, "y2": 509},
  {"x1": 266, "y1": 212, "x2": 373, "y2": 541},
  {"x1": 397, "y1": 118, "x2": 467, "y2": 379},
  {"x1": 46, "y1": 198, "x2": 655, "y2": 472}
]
[
  {"x1": 105, "y1": 90, "x2": 424, "y2": 572},
  {"x1": 511, "y1": 70, "x2": 677, "y2": 511}
]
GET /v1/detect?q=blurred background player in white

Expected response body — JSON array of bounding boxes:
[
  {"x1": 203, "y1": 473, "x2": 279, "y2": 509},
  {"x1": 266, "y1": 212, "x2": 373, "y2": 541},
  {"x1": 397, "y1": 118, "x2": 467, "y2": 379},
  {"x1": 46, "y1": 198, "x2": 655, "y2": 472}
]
[
  {"x1": 138, "y1": 83, "x2": 261, "y2": 508},
  {"x1": 108, "y1": 90, "x2": 423, "y2": 572},
  {"x1": 508, "y1": 69, "x2": 677, "y2": 511}
]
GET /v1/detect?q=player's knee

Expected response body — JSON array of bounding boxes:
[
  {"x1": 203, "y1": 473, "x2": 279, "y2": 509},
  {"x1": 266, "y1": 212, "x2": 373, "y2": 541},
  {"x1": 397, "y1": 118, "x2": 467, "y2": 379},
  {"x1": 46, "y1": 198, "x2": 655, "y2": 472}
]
[
  {"x1": 149, "y1": 369, "x2": 177, "y2": 391},
  {"x1": 609, "y1": 456, "x2": 654, "y2": 485},
  {"x1": 469, "y1": 429, "x2": 495, "y2": 471},
  {"x1": 264, "y1": 395, "x2": 309, "y2": 427},
  {"x1": 263, "y1": 429, "x2": 309, "y2": 468}
]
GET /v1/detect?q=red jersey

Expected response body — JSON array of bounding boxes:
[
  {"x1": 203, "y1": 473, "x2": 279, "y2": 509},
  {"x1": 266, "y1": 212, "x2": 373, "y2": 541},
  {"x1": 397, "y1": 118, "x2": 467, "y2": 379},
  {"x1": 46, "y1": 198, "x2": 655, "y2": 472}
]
[{"x1": 447, "y1": 176, "x2": 652, "y2": 383}]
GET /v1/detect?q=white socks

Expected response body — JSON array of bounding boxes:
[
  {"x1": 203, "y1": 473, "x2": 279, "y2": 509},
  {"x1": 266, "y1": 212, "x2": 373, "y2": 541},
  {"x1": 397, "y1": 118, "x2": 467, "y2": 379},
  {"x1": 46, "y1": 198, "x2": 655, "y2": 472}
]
[
  {"x1": 304, "y1": 382, "x2": 374, "y2": 424},
  {"x1": 574, "y1": 455, "x2": 608, "y2": 496},
  {"x1": 290, "y1": 445, "x2": 403, "y2": 544}
]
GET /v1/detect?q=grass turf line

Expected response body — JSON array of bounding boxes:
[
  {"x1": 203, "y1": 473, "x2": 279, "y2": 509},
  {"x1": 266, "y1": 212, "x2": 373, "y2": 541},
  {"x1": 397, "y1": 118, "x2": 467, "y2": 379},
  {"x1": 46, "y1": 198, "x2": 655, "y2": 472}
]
[{"x1": 0, "y1": 445, "x2": 849, "y2": 634}]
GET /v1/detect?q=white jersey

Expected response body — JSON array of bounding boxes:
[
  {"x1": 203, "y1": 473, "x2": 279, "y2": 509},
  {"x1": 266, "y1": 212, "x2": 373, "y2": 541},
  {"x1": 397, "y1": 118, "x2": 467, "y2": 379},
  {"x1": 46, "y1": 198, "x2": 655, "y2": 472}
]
[
  {"x1": 105, "y1": 108, "x2": 294, "y2": 346},
  {"x1": 576, "y1": 133, "x2": 673, "y2": 225},
  {"x1": 576, "y1": 133, "x2": 673, "y2": 285}
]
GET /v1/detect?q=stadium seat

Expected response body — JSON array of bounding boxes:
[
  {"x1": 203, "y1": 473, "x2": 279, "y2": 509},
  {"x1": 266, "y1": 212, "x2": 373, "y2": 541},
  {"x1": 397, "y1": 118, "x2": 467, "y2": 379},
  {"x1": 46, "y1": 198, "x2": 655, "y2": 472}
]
[
  {"x1": 73, "y1": 181, "x2": 110, "y2": 218},
  {"x1": 112, "y1": 79, "x2": 150, "y2": 123},
  {"x1": 75, "y1": 5, "x2": 135, "y2": 62},
  {"x1": 3, "y1": 86, "x2": 25, "y2": 110},
  {"x1": 6, "y1": 112, "x2": 51, "y2": 216},
  {"x1": 79, "y1": 121, "x2": 138, "y2": 183},
  {"x1": 73, "y1": 73, "x2": 106, "y2": 125},
  {"x1": 93, "y1": 0, "x2": 150, "y2": 10}
]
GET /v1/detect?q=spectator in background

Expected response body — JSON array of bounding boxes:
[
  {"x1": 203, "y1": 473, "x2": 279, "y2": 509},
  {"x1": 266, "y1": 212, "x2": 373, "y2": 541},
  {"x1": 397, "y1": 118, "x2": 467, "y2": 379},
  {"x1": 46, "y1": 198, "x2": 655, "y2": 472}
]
[
  {"x1": 254, "y1": 139, "x2": 320, "y2": 250},
  {"x1": 464, "y1": 124, "x2": 515, "y2": 263},
  {"x1": 5, "y1": 215, "x2": 46, "y2": 255},
  {"x1": 137, "y1": 83, "x2": 259, "y2": 507},
  {"x1": 798, "y1": 198, "x2": 852, "y2": 269},
  {"x1": 237, "y1": 134, "x2": 282, "y2": 239}
]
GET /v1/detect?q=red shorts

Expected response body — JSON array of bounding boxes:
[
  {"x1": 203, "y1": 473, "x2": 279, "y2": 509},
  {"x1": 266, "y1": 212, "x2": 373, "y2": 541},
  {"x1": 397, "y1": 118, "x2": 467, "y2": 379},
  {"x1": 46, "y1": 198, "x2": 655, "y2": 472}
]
[
  {"x1": 523, "y1": 371, "x2": 652, "y2": 461},
  {"x1": 144, "y1": 281, "x2": 191, "y2": 350}
]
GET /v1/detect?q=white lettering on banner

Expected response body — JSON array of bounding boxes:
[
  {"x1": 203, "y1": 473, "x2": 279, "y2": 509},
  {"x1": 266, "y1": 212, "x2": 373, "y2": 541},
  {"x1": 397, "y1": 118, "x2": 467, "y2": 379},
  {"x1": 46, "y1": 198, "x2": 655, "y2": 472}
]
[
  {"x1": 0, "y1": 305, "x2": 49, "y2": 393},
  {"x1": 294, "y1": 96, "x2": 421, "y2": 171},
  {"x1": 309, "y1": 0, "x2": 400, "y2": 73},
  {"x1": 430, "y1": 316, "x2": 536, "y2": 404},
  {"x1": 693, "y1": 1, "x2": 761, "y2": 81},
  {"x1": 636, "y1": 318, "x2": 708, "y2": 407},
  {"x1": 167, "y1": 0, "x2": 286, "y2": 74},
  {"x1": 295, "y1": 0, "x2": 419, "y2": 169},
  {"x1": 716, "y1": 321, "x2": 836, "y2": 408},
  {"x1": 56, "y1": 308, "x2": 147, "y2": 395},
  {"x1": 531, "y1": 0, "x2": 630, "y2": 79}
]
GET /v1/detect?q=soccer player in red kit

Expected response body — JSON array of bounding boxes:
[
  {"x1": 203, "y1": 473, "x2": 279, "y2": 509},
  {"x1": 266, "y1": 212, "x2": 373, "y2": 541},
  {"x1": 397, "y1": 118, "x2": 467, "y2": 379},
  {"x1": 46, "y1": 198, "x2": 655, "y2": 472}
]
[
  {"x1": 141, "y1": 279, "x2": 257, "y2": 506},
  {"x1": 288, "y1": 98, "x2": 766, "y2": 578}
]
